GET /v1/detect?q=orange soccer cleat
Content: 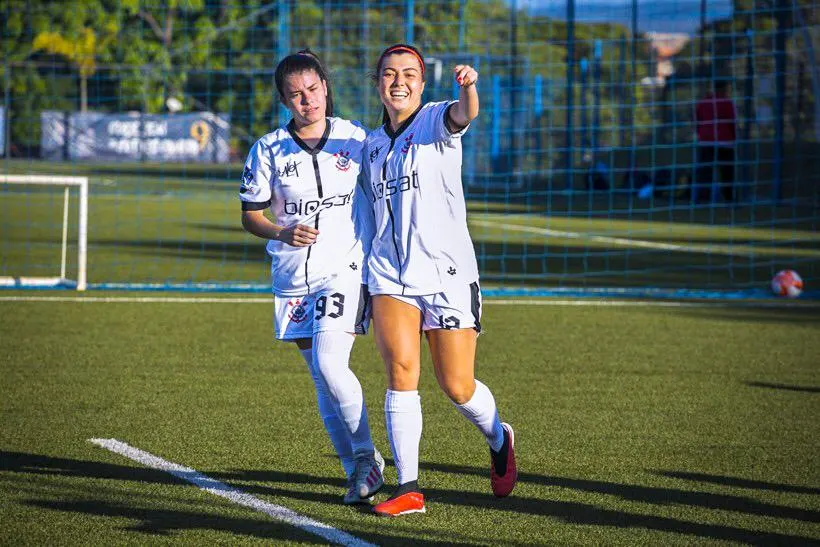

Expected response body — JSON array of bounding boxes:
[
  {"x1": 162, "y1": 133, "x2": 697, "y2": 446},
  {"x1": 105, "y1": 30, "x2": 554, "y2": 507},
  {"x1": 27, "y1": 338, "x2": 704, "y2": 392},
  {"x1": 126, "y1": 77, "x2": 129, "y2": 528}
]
[
  {"x1": 372, "y1": 490, "x2": 426, "y2": 516},
  {"x1": 490, "y1": 422, "x2": 518, "y2": 497}
]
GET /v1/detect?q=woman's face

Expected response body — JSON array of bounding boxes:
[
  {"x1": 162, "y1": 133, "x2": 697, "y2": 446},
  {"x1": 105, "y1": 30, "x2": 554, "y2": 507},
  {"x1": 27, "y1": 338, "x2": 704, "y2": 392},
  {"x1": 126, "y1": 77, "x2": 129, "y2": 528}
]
[
  {"x1": 281, "y1": 69, "x2": 327, "y2": 127},
  {"x1": 378, "y1": 52, "x2": 425, "y2": 119}
]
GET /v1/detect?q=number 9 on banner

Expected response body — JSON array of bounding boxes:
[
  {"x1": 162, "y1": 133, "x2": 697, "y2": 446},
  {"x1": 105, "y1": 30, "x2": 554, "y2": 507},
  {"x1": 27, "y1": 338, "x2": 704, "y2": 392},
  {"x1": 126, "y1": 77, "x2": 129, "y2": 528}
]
[{"x1": 190, "y1": 120, "x2": 211, "y2": 151}]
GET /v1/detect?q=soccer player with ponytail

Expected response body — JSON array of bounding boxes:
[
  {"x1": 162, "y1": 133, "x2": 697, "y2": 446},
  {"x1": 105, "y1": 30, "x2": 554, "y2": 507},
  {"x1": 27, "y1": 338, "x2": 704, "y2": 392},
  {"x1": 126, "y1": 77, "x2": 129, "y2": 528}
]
[{"x1": 239, "y1": 49, "x2": 383, "y2": 505}]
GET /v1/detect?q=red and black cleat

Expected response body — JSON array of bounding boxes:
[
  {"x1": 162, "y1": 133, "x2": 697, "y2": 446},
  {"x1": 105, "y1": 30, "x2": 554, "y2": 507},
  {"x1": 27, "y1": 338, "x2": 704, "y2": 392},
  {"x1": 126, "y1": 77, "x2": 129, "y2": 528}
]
[{"x1": 490, "y1": 422, "x2": 518, "y2": 497}]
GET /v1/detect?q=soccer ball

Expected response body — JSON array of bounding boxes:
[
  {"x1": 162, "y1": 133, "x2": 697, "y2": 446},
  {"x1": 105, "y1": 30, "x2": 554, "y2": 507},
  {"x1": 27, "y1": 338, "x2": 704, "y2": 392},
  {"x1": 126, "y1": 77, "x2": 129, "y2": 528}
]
[{"x1": 771, "y1": 270, "x2": 803, "y2": 298}]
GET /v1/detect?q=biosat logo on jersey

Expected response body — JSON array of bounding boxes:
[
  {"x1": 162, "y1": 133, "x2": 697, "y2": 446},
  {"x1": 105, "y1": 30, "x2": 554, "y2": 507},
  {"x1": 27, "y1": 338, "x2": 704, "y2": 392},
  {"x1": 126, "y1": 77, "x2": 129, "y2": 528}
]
[
  {"x1": 371, "y1": 171, "x2": 419, "y2": 201},
  {"x1": 284, "y1": 189, "x2": 354, "y2": 217}
]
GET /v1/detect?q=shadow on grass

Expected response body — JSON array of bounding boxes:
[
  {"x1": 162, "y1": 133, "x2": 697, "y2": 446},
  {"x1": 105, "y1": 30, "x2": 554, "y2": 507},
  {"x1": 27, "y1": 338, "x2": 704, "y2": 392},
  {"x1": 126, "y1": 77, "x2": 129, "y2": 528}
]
[
  {"x1": 0, "y1": 451, "x2": 483, "y2": 546},
  {"x1": 2, "y1": 451, "x2": 319, "y2": 542},
  {"x1": 210, "y1": 467, "x2": 346, "y2": 488},
  {"x1": 406, "y1": 460, "x2": 820, "y2": 525},
  {"x1": 652, "y1": 470, "x2": 820, "y2": 495},
  {"x1": 418, "y1": 486, "x2": 817, "y2": 545},
  {"x1": 6, "y1": 451, "x2": 818, "y2": 544},
  {"x1": 155, "y1": 475, "x2": 819, "y2": 545},
  {"x1": 227, "y1": 460, "x2": 819, "y2": 543},
  {"x1": 24, "y1": 499, "x2": 328, "y2": 543},
  {"x1": 745, "y1": 381, "x2": 820, "y2": 394},
  {"x1": 1, "y1": 451, "x2": 180, "y2": 485}
]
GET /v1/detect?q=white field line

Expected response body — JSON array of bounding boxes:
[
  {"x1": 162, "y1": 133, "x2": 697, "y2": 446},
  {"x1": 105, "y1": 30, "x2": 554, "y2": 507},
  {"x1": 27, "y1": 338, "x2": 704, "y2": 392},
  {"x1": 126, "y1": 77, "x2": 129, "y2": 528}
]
[
  {"x1": 471, "y1": 219, "x2": 757, "y2": 257},
  {"x1": 1, "y1": 295, "x2": 817, "y2": 308},
  {"x1": 88, "y1": 438, "x2": 375, "y2": 547}
]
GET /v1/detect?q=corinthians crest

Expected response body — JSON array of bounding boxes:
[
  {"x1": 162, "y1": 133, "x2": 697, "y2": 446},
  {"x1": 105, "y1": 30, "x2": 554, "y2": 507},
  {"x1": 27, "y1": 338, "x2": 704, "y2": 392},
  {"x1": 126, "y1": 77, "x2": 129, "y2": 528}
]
[
  {"x1": 334, "y1": 150, "x2": 352, "y2": 171},
  {"x1": 401, "y1": 133, "x2": 414, "y2": 154},
  {"x1": 287, "y1": 298, "x2": 309, "y2": 323}
]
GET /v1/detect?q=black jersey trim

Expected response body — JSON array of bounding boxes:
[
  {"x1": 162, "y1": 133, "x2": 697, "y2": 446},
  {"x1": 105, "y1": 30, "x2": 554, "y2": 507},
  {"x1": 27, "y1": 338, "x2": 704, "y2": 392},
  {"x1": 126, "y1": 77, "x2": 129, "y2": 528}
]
[
  {"x1": 383, "y1": 104, "x2": 423, "y2": 140},
  {"x1": 470, "y1": 281, "x2": 482, "y2": 333},
  {"x1": 354, "y1": 284, "x2": 370, "y2": 335},
  {"x1": 385, "y1": 200, "x2": 404, "y2": 292},
  {"x1": 381, "y1": 138, "x2": 393, "y2": 180},
  {"x1": 304, "y1": 246, "x2": 313, "y2": 294},
  {"x1": 379, "y1": 108, "x2": 422, "y2": 292},
  {"x1": 312, "y1": 155, "x2": 324, "y2": 199},
  {"x1": 301, "y1": 132, "x2": 326, "y2": 294},
  {"x1": 241, "y1": 200, "x2": 271, "y2": 211},
  {"x1": 305, "y1": 155, "x2": 324, "y2": 291},
  {"x1": 287, "y1": 118, "x2": 331, "y2": 155},
  {"x1": 380, "y1": 104, "x2": 423, "y2": 179},
  {"x1": 443, "y1": 102, "x2": 467, "y2": 134}
]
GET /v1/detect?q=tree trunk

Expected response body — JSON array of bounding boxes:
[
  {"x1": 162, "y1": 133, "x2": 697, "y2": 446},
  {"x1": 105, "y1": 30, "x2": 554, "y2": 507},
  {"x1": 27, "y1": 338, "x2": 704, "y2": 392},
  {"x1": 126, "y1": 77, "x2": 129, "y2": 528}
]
[{"x1": 80, "y1": 76, "x2": 87, "y2": 113}]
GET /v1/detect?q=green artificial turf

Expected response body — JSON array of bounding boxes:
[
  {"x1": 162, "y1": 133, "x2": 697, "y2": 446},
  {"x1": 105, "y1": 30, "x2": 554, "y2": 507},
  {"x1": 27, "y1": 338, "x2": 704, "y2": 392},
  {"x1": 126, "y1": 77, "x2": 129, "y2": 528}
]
[{"x1": 2, "y1": 294, "x2": 818, "y2": 545}]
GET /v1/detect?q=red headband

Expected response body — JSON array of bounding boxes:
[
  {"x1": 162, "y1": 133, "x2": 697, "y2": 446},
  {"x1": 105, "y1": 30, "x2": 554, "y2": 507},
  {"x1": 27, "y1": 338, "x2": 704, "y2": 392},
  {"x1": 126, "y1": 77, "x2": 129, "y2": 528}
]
[{"x1": 380, "y1": 46, "x2": 425, "y2": 76}]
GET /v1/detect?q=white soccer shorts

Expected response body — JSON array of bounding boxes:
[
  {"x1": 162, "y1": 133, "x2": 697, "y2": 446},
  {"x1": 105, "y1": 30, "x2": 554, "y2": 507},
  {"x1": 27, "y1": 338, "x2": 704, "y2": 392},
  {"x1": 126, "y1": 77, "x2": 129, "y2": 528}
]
[
  {"x1": 274, "y1": 272, "x2": 371, "y2": 340},
  {"x1": 380, "y1": 281, "x2": 482, "y2": 332}
]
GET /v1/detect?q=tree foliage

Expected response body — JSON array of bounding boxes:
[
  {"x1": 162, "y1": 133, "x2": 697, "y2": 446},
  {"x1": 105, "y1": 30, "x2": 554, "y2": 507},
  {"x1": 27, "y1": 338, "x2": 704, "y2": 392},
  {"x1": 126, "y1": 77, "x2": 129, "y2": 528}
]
[
  {"x1": 1, "y1": 0, "x2": 813, "y2": 152},
  {"x1": 33, "y1": 22, "x2": 118, "y2": 111}
]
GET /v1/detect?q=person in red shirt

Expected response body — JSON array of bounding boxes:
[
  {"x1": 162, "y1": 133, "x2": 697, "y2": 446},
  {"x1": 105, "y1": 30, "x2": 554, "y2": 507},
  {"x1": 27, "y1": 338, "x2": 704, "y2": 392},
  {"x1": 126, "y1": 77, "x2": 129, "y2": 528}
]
[{"x1": 694, "y1": 80, "x2": 737, "y2": 202}]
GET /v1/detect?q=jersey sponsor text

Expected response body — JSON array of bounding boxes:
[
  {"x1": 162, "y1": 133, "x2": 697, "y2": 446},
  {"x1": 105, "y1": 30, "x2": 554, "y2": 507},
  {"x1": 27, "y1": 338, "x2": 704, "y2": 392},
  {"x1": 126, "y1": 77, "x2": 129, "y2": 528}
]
[
  {"x1": 371, "y1": 171, "x2": 419, "y2": 201},
  {"x1": 284, "y1": 189, "x2": 354, "y2": 217}
]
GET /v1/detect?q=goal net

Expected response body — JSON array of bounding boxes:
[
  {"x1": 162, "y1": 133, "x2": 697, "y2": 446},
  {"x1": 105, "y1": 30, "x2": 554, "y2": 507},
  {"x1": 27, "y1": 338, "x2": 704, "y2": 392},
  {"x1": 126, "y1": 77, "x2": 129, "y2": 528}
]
[{"x1": 0, "y1": 175, "x2": 88, "y2": 291}]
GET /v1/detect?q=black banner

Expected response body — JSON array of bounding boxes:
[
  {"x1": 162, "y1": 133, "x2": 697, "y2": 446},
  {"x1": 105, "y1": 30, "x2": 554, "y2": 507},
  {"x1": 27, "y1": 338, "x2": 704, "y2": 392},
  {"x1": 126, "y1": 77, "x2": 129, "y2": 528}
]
[{"x1": 41, "y1": 111, "x2": 230, "y2": 163}]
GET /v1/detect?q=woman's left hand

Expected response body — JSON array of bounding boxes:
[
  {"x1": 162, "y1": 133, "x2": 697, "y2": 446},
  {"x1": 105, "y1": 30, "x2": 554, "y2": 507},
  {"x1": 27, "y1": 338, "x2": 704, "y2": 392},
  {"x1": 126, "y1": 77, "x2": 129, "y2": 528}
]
[{"x1": 454, "y1": 65, "x2": 478, "y2": 88}]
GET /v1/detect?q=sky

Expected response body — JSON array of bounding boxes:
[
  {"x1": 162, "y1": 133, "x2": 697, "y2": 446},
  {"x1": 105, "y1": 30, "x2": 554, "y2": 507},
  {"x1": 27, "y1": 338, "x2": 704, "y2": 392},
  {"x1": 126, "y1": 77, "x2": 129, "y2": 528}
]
[{"x1": 520, "y1": 0, "x2": 735, "y2": 34}]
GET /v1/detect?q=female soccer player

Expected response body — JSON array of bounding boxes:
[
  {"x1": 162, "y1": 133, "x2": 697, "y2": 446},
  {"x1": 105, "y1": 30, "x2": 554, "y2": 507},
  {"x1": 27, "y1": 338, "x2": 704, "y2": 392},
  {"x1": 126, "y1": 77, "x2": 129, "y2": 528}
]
[
  {"x1": 362, "y1": 44, "x2": 518, "y2": 516},
  {"x1": 239, "y1": 50, "x2": 383, "y2": 505}
]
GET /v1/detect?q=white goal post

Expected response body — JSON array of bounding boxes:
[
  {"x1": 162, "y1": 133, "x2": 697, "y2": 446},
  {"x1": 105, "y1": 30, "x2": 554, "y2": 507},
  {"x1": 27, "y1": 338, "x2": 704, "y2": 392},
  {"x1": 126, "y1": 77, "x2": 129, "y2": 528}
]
[{"x1": 0, "y1": 175, "x2": 88, "y2": 291}]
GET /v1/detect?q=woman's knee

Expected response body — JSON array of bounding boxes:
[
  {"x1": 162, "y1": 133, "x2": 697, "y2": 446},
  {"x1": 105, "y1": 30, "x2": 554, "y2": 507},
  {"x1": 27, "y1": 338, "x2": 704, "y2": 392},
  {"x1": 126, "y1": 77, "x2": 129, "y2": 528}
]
[
  {"x1": 438, "y1": 376, "x2": 476, "y2": 405},
  {"x1": 386, "y1": 359, "x2": 420, "y2": 390}
]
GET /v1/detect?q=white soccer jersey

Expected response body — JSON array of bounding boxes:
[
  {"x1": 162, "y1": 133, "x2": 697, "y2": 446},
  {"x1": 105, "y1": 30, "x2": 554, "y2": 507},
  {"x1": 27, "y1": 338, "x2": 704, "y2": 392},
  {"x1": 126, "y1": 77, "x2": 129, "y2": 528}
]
[
  {"x1": 362, "y1": 101, "x2": 479, "y2": 296},
  {"x1": 240, "y1": 117, "x2": 370, "y2": 296}
]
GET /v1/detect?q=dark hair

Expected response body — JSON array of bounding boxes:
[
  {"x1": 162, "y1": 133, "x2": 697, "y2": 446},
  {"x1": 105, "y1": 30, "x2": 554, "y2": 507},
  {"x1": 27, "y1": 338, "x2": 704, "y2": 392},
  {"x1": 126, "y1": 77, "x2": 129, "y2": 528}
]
[
  {"x1": 274, "y1": 48, "x2": 334, "y2": 117},
  {"x1": 374, "y1": 44, "x2": 426, "y2": 126}
]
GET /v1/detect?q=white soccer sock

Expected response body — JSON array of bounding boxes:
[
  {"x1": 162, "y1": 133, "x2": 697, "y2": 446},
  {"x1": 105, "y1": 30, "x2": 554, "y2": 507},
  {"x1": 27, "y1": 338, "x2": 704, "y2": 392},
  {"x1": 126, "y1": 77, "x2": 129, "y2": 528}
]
[
  {"x1": 300, "y1": 347, "x2": 356, "y2": 477},
  {"x1": 454, "y1": 379, "x2": 505, "y2": 452},
  {"x1": 385, "y1": 389, "x2": 422, "y2": 485},
  {"x1": 312, "y1": 331, "x2": 375, "y2": 459}
]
